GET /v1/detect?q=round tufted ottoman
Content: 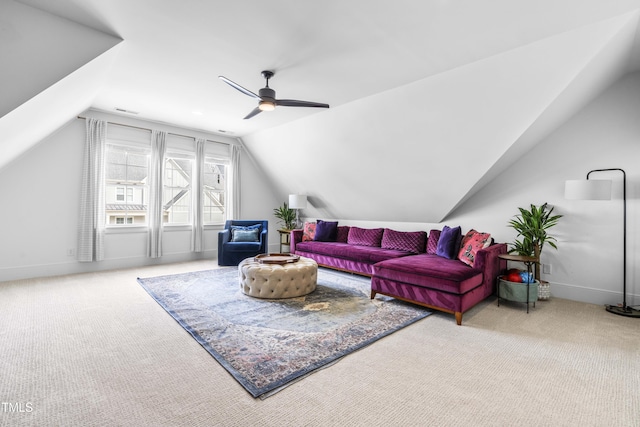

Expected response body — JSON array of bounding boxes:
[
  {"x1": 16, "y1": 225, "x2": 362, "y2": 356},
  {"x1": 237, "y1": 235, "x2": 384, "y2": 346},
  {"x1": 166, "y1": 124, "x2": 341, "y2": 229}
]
[{"x1": 238, "y1": 256, "x2": 318, "y2": 299}]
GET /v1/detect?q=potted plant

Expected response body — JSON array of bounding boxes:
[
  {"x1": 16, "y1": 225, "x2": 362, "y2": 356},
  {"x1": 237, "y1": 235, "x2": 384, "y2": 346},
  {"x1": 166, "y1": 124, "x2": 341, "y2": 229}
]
[
  {"x1": 507, "y1": 203, "x2": 562, "y2": 299},
  {"x1": 273, "y1": 202, "x2": 297, "y2": 230}
]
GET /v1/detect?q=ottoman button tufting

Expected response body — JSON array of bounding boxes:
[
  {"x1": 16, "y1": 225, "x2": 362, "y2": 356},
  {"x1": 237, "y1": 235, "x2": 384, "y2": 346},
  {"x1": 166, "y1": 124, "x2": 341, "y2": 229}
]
[{"x1": 238, "y1": 256, "x2": 318, "y2": 299}]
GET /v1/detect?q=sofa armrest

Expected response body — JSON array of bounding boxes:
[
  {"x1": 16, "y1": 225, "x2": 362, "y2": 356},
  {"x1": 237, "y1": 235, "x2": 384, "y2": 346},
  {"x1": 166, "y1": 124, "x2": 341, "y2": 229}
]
[
  {"x1": 473, "y1": 243, "x2": 508, "y2": 290},
  {"x1": 290, "y1": 229, "x2": 303, "y2": 253}
]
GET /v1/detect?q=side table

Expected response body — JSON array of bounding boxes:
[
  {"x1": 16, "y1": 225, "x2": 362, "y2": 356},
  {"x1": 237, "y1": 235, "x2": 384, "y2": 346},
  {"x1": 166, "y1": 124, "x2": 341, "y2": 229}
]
[
  {"x1": 277, "y1": 229, "x2": 293, "y2": 253},
  {"x1": 497, "y1": 254, "x2": 539, "y2": 313}
]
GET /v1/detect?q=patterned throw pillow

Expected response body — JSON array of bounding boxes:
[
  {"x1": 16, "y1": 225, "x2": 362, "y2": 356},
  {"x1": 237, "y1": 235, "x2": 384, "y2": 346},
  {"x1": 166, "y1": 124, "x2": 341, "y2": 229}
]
[
  {"x1": 347, "y1": 227, "x2": 384, "y2": 247},
  {"x1": 458, "y1": 229, "x2": 492, "y2": 266},
  {"x1": 426, "y1": 229, "x2": 441, "y2": 255},
  {"x1": 381, "y1": 229, "x2": 427, "y2": 253},
  {"x1": 302, "y1": 222, "x2": 316, "y2": 242}
]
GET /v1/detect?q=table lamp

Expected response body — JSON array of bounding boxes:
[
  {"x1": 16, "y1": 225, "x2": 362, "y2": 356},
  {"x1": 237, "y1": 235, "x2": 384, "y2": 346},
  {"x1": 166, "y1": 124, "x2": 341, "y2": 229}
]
[{"x1": 288, "y1": 194, "x2": 307, "y2": 229}]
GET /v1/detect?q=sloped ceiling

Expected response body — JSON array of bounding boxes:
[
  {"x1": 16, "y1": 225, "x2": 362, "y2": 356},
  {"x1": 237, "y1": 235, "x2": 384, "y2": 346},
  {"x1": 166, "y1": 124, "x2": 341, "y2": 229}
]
[
  {"x1": 2, "y1": 0, "x2": 640, "y2": 222},
  {"x1": 0, "y1": 0, "x2": 122, "y2": 170}
]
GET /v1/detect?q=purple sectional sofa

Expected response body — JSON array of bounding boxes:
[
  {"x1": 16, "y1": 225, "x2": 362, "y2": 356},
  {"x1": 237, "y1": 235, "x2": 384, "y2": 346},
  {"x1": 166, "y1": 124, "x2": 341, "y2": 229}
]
[{"x1": 291, "y1": 225, "x2": 507, "y2": 325}]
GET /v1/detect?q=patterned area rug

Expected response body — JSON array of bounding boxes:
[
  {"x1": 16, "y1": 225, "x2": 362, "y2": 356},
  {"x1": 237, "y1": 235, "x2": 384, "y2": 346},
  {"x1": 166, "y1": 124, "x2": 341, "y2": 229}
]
[{"x1": 137, "y1": 267, "x2": 431, "y2": 398}]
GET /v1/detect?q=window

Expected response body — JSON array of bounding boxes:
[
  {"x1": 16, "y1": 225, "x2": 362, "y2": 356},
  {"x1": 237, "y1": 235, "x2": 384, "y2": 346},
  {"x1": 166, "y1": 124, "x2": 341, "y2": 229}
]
[
  {"x1": 105, "y1": 145, "x2": 150, "y2": 225},
  {"x1": 203, "y1": 160, "x2": 226, "y2": 224},
  {"x1": 163, "y1": 156, "x2": 193, "y2": 225}
]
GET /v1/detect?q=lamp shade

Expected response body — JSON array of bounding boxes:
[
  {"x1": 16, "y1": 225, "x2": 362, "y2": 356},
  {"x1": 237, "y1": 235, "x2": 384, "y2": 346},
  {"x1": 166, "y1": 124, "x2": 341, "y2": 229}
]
[
  {"x1": 564, "y1": 179, "x2": 612, "y2": 200},
  {"x1": 288, "y1": 194, "x2": 307, "y2": 209}
]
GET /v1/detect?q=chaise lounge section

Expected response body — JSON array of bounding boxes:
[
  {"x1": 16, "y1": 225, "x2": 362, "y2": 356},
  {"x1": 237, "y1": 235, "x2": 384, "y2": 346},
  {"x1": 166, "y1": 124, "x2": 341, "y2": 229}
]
[{"x1": 291, "y1": 223, "x2": 506, "y2": 325}]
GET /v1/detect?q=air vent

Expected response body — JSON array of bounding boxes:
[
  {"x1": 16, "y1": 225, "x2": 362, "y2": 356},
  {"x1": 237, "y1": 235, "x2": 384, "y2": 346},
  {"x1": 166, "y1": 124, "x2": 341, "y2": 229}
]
[{"x1": 114, "y1": 108, "x2": 139, "y2": 115}]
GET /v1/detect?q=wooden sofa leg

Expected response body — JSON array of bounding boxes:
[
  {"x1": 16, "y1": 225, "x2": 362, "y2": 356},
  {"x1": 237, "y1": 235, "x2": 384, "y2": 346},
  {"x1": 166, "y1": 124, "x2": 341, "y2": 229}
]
[
  {"x1": 370, "y1": 290, "x2": 377, "y2": 299},
  {"x1": 455, "y1": 312, "x2": 462, "y2": 325}
]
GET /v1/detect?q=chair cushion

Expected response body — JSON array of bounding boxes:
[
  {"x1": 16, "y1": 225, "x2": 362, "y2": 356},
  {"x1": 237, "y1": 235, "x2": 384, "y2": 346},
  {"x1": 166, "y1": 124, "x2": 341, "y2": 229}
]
[{"x1": 231, "y1": 228, "x2": 260, "y2": 242}]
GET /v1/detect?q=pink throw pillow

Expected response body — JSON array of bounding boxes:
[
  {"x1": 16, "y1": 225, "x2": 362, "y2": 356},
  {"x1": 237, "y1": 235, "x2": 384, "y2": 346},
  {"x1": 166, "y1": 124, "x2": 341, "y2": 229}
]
[
  {"x1": 302, "y1": 222, "x2": 316, "y2": 242},
  {"x1": 458, "y1": 229, "x2": 492, "y2": 266}
]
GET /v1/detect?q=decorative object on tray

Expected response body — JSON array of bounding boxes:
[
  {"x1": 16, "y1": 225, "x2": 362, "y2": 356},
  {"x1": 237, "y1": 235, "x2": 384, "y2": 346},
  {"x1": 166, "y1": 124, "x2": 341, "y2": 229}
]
[{"x1": 255, "y1": 253, "x2": 300, "y2": 264}]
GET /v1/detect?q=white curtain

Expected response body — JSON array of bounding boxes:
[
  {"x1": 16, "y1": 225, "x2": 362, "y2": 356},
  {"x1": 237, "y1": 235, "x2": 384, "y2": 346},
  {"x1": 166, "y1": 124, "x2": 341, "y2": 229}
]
[
  {"x1": 192, "y1": 138, "x2": 205, "y2": 252},
  {"x1": 148, "y1": 130, "x2": 166, "y2": 258},
  {"x1": 77, "y1": 119, "x2": 107, "y2": 262},
  {"x1": 228, "y1": 143, "x2": 241, "y2": 219}
]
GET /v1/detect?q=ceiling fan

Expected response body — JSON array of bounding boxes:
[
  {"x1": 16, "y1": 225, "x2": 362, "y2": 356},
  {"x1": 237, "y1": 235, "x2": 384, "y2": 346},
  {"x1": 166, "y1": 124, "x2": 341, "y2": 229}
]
[{"x1": 219, "y1": 70, "x2": 330, "y2": 120}]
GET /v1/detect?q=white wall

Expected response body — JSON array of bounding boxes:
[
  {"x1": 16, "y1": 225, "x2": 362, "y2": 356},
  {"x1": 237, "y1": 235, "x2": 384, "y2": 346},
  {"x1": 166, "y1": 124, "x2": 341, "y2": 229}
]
[
  {"x1": 0, "y1": 111, "x2": 277, "y2": 281},
  {"x1": 293, "y1": 72, "x2": 640, "y2": 307},
  {"x1": 2, "y1": 74, "x2": 638, "y2": 308},
  {"x1": 448, "y1": 72, "x2": 640, "y2": 307}
]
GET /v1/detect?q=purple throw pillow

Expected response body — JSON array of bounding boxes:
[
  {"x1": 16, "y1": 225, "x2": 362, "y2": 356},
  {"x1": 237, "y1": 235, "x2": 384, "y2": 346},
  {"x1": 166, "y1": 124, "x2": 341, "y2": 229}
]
[
  {"x1": 314, "y1": 220, "x2": 339, "y2": 242},
  {"x1": 381, "y1": 229, "x2": 427, "y2": 254},
  {"x1": 336, "y1": 226, "x2": 350, "y2": 243},
  {"x1": 436, "y1": 225, "x2": 462, "y2": 259},
  {"x1": 427, "y1": 229, "x2": 441, "y2": 255},
  {"x1": 347, "y1": 227, "x2": 384, "y2": 247}
]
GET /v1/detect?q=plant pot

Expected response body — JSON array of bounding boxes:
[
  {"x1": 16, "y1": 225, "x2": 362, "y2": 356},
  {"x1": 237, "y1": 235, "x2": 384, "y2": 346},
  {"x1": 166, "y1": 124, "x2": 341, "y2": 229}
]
[{"x1": 538, "y1": 280, "x2": 551, "y2": 301}]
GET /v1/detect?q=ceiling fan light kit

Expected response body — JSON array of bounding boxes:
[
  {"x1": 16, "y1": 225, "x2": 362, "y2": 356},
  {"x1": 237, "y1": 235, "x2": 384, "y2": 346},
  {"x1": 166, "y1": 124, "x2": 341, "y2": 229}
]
[{"x1": 219, "y1": 70, "x2": 329, "y2": 119}]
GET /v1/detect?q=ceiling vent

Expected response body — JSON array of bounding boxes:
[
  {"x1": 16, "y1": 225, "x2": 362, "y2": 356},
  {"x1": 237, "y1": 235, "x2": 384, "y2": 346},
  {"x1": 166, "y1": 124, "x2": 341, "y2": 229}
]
[{"x1": 114, "y1": 107, "x2": 139, "y2": 115}]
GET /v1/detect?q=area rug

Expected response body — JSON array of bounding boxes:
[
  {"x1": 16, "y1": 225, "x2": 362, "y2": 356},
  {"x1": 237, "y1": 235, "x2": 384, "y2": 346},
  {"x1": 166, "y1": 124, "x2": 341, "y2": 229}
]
[{"x1": 137, "y1": 267, "x2": 430, "y2": 398}]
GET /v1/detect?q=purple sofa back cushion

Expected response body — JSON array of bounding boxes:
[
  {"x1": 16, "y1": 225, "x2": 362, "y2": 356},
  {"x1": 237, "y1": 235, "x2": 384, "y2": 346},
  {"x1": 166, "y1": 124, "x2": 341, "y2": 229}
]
[
  {"x1": 347, "y1": 227, "x2": 384, "y2": 247},
  {"x1": 426, "y1": 229, "x2": 441, "y2": 255},
  {"x1": 381, "y1": 229, "x2": 427, "y2": 254},
  {"x1": 436, "y1": 225, "x2": 462, "y2": 259},
  {"x1": 336, "y1": 226, "x2": 350, "y2": 243}
]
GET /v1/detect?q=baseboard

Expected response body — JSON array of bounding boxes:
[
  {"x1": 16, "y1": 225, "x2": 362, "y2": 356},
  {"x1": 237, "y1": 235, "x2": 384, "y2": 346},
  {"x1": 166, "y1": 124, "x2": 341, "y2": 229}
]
[
  {"x1": 549, "y1": 280, "x2": 639, "y2": 307},
  {"x1": 0, "y1": 250, "x2": 217, "y2": 282}
]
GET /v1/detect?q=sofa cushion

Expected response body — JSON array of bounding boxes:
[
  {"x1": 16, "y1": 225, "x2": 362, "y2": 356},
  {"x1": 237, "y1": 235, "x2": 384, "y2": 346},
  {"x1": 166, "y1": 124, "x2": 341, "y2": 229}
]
[
  {"x1": 426, "y1": 229, "x2": 441, "y2": 255},
  {"x1": 381, "y1": 229, "x2": 427, "y2": 254},
  {"x1": 302, "y1": 222, "x2": 316, "y2": 241},
  {"x1": 296, "y1": 241, "x2": 408, "y2": 264},
  {"x1": 373, "y1": 254, "x2": 483, "y2": 294},
  {"x1": 347, "y1": 227, "x2": 384, "y2": 247},
  {"x1": 458, "y1": 229, "x2": 492, "y2": 266},
  {"x1": 336, "y1": 226, "x2": 350, "y2": 243},
  {"x1": 436, "y1": 225, "x2": 461, "y2": 259},
  {"x1": 314, "y1": 220, "x2": 338, "y2": 242}
]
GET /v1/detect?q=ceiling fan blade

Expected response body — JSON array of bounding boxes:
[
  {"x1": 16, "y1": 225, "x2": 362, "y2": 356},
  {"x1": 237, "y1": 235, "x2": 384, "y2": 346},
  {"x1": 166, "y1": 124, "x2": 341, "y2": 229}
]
[
  {"x1": 276, "y1": 99, "x2": 330, "y2": 109},
  {"x1": 243, "y1": 107, "x2": 262, "y2": 120},
  {"x1": 219, "y1": 76, "x2": 261, "y2": 100}
]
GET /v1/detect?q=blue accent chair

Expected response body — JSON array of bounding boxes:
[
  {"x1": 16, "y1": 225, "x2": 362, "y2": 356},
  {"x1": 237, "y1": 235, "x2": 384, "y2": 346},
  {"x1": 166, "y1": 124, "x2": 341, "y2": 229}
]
[{"x1": 217, "y1": 220, "x2": 269, "y2": 266}]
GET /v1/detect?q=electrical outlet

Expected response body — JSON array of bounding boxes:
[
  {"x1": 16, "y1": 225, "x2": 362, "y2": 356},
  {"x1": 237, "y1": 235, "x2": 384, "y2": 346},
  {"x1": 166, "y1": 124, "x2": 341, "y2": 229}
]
[
  {"x1": 67, "y1": 248, "x2": 76, "y2": 257},
  {"x1": 543, "y1": 263, "x2": 552, "y2": 275}
]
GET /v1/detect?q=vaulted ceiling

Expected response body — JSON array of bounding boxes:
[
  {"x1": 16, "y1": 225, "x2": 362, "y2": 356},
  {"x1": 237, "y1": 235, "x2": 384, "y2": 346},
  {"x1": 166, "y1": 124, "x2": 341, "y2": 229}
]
[{"x1": 2, "y1": 0, "x2": 640, "y2": 221}]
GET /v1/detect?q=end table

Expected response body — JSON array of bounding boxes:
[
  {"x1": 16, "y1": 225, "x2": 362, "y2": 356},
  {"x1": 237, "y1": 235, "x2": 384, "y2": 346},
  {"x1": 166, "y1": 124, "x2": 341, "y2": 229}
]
[{"x1": 497, "y1": 254, "x2": 539, "y2": 313}]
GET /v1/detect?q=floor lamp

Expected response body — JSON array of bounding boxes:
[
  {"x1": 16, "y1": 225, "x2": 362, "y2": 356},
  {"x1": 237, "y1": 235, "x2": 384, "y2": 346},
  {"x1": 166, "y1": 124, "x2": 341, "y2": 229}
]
[
  {"x1": 288, "y1": 194, "x2": 307, "y2": 229},
  {"x1": 565, "y1": 168, "x2": 639, "y2": 318}
]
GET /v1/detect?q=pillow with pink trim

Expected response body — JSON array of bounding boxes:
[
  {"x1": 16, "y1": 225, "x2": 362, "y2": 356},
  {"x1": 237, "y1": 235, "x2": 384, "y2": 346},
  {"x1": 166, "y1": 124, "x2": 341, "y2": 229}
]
[
  {"x1": 381, "y1": 229, "x2": 427, "y2": 254},
  {"x1": 457, "y1": 229, "x2": 492, "y2": 266},
  {"x1": 347, "y1": 227, "x2": 384, "y2": 247},
  {"x1": 426, "y1": 229, "x2": 441, "y2": 255},
  {"x1": 302, "y1": 222, "x2": 316, "y2": 242}
]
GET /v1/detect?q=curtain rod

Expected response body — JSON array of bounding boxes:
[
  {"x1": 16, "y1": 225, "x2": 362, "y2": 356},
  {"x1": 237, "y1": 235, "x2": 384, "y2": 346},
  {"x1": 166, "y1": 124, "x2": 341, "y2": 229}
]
[{"x1": 76, "y1": 115, "x2": 232, "y2": 146}]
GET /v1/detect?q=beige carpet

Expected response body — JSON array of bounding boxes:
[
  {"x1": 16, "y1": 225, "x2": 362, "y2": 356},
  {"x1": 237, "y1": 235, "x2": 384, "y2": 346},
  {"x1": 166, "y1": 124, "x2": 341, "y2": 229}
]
[{"x1": 1, "y1": 261, "x2": 638, "y2": 427}]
